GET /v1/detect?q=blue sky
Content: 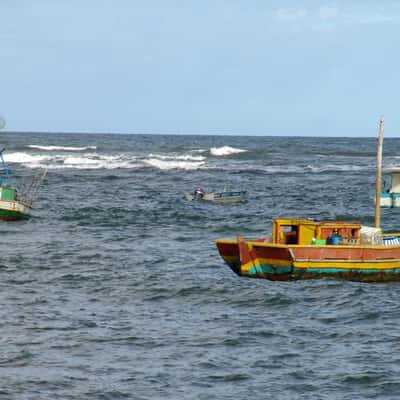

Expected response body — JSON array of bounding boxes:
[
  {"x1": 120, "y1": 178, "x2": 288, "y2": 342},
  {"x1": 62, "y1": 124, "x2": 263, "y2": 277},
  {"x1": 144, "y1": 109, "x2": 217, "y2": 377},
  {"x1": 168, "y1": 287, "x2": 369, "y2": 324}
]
[{"x1": 1, "y1": 1, "x2": 399, "y2": 136}]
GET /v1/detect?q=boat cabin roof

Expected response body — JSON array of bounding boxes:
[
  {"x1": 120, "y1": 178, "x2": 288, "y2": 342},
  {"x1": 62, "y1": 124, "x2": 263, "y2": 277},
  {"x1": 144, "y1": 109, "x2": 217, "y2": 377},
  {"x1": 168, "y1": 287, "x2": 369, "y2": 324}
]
[{"x1": 272, "y1": 218, "x2": 362, "y2": 245}]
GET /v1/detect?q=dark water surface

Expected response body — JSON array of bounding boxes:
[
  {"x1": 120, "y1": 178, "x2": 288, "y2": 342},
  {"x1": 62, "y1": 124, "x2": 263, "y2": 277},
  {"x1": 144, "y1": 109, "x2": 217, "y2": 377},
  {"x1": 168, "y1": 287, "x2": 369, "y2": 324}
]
[{"x1": 1, "y1": 132, "x2": 400, "y2": 399}]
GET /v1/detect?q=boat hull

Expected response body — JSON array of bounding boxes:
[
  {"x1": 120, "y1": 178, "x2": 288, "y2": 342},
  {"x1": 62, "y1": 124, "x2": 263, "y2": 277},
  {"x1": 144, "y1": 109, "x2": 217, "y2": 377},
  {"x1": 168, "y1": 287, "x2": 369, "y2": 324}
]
[
  {"x1": 0, "y1": 200, "x2": 31, "y2": 221},
  {"x1": 216, "y1": 239, "x2": 400, "y2": 282},
  {"x1": 380, "y1": 193, "x2": 400, "y2": 208}
]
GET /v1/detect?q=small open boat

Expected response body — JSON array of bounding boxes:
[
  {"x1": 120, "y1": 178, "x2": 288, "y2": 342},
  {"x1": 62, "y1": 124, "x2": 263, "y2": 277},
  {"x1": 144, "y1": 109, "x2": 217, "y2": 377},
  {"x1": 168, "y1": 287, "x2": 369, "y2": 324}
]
[
  {"x1": 216, "y1": 116, "x2": 400, "y2": 282},
  {"x1": 184, "y1": 188, "x2": 248, "y2": 204}
]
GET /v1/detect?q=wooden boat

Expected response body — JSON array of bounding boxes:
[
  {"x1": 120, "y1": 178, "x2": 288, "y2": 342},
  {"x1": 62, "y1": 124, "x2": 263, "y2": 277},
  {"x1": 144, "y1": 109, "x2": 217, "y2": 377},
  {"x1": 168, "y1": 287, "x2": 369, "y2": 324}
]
[
  {"x1": 216, "y1": 116, "x2": 400, "y2": 282},
  {"x1": 216, "y1": 218, "x2": 400, "y2": 282},
  {"x1": 0, "y1": 149, "x2": 32, "y2": 220},
  {"x1": 0, "y1": 149, "x2": 46, "y2": 221},
  {"x1": 184, "y1": 188, "x2": 248, "y2": 203},
  {"x1": 0, "y1": 186, "x2": 32, "y2": 221}
]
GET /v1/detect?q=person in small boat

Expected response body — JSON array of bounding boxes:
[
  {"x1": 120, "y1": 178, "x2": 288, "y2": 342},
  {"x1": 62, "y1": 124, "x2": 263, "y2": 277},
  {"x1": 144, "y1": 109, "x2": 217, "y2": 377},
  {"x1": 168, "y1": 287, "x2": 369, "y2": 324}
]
[{"x1": 193, "y1": 187, "x2": 205, "y2": 199}]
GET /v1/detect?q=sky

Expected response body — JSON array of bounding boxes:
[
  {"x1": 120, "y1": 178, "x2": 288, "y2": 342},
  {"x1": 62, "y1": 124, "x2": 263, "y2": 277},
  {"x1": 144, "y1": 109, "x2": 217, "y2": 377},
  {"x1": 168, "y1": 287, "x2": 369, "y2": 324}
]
[{"x1": 1, "y1": 1, "x2": 400, "y2": 136}]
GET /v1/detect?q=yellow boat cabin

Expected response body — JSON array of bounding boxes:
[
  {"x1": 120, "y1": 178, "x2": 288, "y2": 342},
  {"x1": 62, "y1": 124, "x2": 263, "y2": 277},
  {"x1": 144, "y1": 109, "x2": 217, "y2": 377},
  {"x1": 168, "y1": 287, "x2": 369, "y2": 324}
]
[{"x1": 272, "y1": 218, "x2": 361, "y2": 246}]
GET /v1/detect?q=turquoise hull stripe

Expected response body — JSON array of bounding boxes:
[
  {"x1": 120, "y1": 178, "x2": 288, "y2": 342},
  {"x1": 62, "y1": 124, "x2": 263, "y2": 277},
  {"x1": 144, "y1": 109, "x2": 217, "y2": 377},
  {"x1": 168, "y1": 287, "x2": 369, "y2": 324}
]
[
  {"x1": 295, "y1": 267, "x2": 400, "y2": 275},
  {"x1": 248, "y1": 265, "x2": 292, "y2": 275},
  {"x1": 247, "y1": 264, "x2": 400, "y2": 276}
]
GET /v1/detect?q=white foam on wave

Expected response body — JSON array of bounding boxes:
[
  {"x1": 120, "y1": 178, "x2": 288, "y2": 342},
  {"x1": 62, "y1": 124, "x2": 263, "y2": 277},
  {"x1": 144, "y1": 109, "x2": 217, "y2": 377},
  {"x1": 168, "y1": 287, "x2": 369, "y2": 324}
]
[
  {"x1": 59, "y1": 157, "x2": 136, "y2": 169},
  {"x1": 148, "y1": 153, "x2": 206, "y2": 162},
  {"x1": 28, "y1": 145, "x2": 97, "y2": 151},
  {"x1": 55, "y1": 153, "x2": 139, "y2": 169},
  {"x1": 7, "y1": 149, "x2": 207, "y2": 170},
  {"x1": 210, "y1": 146, "x2": 247, "y2": 156},
  {"x1": 5, "y1": 151, "x2": 139, "y2": 170},
  {"x1": 4, "y1": 152, "x2": 52, "y2": 167},
  {"x1": 143, "y1": 158, "x2": 206, "y2": 170}
]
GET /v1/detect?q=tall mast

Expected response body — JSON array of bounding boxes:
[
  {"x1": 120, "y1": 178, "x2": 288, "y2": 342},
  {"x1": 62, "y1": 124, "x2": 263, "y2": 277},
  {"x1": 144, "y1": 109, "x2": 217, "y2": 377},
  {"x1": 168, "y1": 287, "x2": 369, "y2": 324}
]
[{"x1": 375, "y1": 115, "x2": 384, "y2": 228}]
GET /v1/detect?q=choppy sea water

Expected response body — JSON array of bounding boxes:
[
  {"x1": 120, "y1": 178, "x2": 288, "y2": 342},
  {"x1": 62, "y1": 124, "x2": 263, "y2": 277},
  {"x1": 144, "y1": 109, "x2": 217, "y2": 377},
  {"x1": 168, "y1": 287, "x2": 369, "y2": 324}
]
[{"x1": 1, "y1": 132, "x2": 400, "y2": 399}]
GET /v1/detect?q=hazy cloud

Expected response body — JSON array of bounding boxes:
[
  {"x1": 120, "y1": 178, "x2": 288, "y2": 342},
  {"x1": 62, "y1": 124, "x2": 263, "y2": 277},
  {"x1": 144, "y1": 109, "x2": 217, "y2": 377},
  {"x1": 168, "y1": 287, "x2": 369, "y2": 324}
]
[
  {"x1": 319, "y1": 6, "x2": 339, "y2": 20},
  {"x1": 275, "y1": 7, "x2": 308, "y2": 22},
  {"x1": 273, "y1": 5, "x2": 398, "y2": 31},
  {"x1": 348, "y1": 14, "x2": 396, "y2": 25}
]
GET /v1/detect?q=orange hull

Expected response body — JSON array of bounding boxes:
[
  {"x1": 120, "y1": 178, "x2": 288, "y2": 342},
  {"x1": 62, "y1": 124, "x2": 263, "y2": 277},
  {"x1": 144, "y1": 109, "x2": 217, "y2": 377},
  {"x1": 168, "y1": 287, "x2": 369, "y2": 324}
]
[{"x1": 216, "y1": 238, "x2": 400, "y2": 282}]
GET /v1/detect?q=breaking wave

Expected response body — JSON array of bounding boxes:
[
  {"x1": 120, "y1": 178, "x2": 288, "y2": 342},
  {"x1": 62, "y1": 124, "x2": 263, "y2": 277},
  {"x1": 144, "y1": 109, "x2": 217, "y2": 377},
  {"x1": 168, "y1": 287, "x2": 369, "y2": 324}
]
[
  {"x1": 143, "y1": 158, "x2": 206, "y2": 170},
  {"x1": 148, "y1": 153, "x2": 206, "y2": 162},
  {"x1": 5, "y1": 151, "x2": 207, "y2": 170},
  {"x1": 28, "y1": 145, "x2": 97, "y2": 151},
  {"x1": 5, "y1": 152, "x2": 136, "y2": 170},
  {"x1": 210, "y1": 146, "x2": 247, "y2": 156},
  {"x1": 6, "y1": 149, "x2": 372, "y2": 173},
  {"x1": 60, "y1": 155, "x2": 135, "y2": 170},
  {"x1": 4, "y1": 152, "x2": 53, "y2": 167},
  {"x1": 190, "y1": 149, "x2": 208, "y2": 154}
]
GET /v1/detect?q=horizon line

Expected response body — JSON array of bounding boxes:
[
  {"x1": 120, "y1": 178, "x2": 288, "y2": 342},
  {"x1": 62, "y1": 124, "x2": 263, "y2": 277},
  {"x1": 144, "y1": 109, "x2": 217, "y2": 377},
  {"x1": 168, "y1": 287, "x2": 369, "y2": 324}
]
[{"x1": 0, "y1": 130, "x2": 394, "y2": 139}]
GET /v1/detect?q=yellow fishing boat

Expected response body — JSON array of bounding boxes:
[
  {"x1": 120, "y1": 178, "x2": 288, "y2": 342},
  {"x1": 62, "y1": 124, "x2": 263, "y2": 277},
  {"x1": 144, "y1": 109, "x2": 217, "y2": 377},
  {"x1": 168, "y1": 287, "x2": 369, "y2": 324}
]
[{"x1": 216, "y1": 116, "x2": 400, "y2": 282}]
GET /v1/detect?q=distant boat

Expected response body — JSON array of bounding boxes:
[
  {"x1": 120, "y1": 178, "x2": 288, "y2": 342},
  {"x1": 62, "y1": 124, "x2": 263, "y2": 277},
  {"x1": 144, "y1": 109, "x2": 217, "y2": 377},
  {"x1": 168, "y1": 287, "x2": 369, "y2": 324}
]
[
  {"x1": 379, "y1": 168, "x2": 400, "y2": 207},
  {"x1": 0, "y1": 149, "x2": 46, "y2": 221},
  {"x1": 184, "y1": 188, "x2": 248, "y2": 204},
  {"x1": 216, "y1": 116, "x2": 400, "y2": 282}
]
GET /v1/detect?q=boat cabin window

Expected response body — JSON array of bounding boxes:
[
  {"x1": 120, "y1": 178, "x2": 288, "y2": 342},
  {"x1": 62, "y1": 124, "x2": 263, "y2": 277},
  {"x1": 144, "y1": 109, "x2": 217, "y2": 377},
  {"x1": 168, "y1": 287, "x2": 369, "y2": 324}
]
[
  {"x1": 320, "y1": 226, "x2": 360, "y2": 243},
  {"x1": 280, "y1": 225, "x2": 298, "y2": 244}
]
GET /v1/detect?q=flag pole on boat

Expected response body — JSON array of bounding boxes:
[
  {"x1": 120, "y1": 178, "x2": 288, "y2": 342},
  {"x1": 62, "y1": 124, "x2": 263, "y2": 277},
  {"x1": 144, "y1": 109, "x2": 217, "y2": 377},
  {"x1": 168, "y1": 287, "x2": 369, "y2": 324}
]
[{"x1": 375, "y1": 115, "x2": 384, "y2": 229}]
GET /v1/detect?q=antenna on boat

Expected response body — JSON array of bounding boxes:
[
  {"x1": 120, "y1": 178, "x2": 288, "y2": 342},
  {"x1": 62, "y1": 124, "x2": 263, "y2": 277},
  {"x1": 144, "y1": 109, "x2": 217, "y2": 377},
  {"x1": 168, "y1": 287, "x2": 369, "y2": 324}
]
[
  {"x1": 375, "y1": 115, "x2": 384, "y2": 229},
  {"x1": 19, "y1": 168, "x2": 47, "y2": 207},
  {"x1": 0, "y1": 148, "x2": 12, "y2": 187}
]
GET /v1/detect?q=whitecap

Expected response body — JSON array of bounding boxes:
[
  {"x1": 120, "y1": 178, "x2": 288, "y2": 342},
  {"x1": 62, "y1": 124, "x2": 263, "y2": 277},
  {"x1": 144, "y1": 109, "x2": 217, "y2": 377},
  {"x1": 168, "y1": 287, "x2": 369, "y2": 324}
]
[
  {"x1": 210, "y1": 146, "x2": 247, "y2": 156},
  {"x1": 60, "y1": 154, "x2": 138, "y2": 169},
  {"x1": 143, "y1": 158, "x2": 206, "y2": 170},
  {"x1": 5, "y1": 151, "x2": 139, "y2": 170},
  {"x1": 28, "y1": 145, "x2": 97, "y2": 151},
  {"x1": 4, "y1": 152, "x2": 52, "y2": 166},
  {"x1": 148, "y1": 153, "x2": 206, "y2": 161}
]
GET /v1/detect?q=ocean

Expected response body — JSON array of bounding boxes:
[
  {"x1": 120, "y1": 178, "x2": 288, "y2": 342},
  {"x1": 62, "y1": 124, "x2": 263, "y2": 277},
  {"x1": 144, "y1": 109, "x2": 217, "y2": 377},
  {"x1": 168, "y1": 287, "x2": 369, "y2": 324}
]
[{"x1": 1, "y1": 132, "x2": 400, "y2": 399}]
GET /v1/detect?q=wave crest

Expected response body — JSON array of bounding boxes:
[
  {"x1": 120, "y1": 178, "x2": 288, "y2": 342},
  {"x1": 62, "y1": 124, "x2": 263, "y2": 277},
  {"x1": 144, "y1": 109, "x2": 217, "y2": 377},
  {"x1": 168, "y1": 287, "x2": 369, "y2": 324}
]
[
  {"x1": 28, "y1": 145, "x2": 97, "y2": 151},
  {"x1": 210, "y1": 146, "x2": 247, "y2": 156},
  {"x1": 143, "y1": 158, "x2": 205, "y2": 170},
  {"x1": 148, "y1": 153, "x2": 206, "y2": 161},
  {"x1": 5, "y1": 152, "x2": 136, "y2": 170},
  {"x1": 6, "y1": 151, "x2": 207, "y2": 170}
]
